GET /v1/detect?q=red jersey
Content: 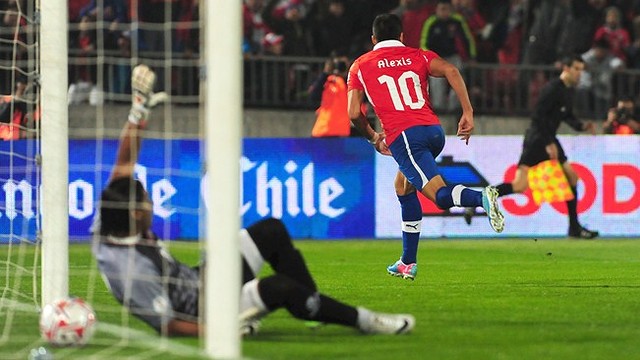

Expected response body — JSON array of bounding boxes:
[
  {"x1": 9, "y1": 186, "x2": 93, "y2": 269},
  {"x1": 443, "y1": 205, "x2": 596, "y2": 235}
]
[{"x1": 347, "y1": 40, "x2": 440, "y2": 144}]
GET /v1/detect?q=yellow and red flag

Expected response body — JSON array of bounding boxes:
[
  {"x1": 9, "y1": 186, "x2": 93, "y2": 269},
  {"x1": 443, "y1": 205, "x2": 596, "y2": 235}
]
[{"x1": 527, "y1": 160, "x2": 574, "y2": 205}]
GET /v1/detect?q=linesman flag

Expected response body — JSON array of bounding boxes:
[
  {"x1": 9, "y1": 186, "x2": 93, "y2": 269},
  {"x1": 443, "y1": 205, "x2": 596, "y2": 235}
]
[{"x1": 527, "y1": 160, "x2": 574, "y2": 204}]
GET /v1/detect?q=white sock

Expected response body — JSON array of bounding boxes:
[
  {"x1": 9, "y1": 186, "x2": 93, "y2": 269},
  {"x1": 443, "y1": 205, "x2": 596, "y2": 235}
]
[
  {"x1": 239, "y1": 278, "x2": 268, "y2": 317},
  {"x1": 356, "y1": 307, "x2": 373, "y2": 331}
]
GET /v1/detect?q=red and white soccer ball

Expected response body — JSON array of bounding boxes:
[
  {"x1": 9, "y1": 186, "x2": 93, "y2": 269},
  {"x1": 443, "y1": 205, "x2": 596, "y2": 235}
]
[{"x1": 39, "y1": 297, "x2": 97, "y2": 346}]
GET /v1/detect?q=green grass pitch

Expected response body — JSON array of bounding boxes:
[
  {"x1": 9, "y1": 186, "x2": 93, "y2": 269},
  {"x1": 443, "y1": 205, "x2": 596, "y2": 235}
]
[{"x1": 1, "y1": 238, "x2": 640, "y2": 359}]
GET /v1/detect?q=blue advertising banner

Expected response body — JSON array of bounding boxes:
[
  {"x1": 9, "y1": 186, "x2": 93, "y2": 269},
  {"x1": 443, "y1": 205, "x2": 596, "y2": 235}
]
[
  {"x1": 1, "y1": 138, "x2": 375, "y2": 242},
  {"x1": 239, "y1": 138, "x2": 375, "y2": 238},
  {"x1": 0, "y1": 140, "x2": 39, "y2": 242},
  {"x1": 67, "y1": 139, "x2": 203, "y2": 240}
]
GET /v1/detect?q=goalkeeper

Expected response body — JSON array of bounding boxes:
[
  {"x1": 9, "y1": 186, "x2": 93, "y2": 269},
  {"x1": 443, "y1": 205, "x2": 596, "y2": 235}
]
[
  {"x1": 92, "y1": 65, "x2": 415, "y2": 337},
  {"x1": 463, "y1": 55, "x2": 598, "y2": 239}
]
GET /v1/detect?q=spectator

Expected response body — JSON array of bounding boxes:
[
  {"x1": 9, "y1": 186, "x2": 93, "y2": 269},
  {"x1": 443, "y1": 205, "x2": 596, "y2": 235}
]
[
  {"x1": 136, "y1": 0, "x2": 194, "y2": 91},
  {"x1": 262, "y1": 0, "x2": 315, "y2": 56},
  {"x1": 69, "y1": 0, "x2": 89, "y2": 22},
  {"x1": 452, "y1": 0, "x2": 485, "y2": 35},
  {"x1": 609, "y1": 0, "x2": 640, "y2": 27},
  {"x1": 174, "y1": 0, "x2": 199, "y2": 54},
  {"x1": 173, "y1": 0, "x2": 200, "y2": 96},
  {"x1": 1, "y1": 0, "x2": 26, "y2": 95},
  {"x1": 349, "y1": 0, "x2": 401, "y2": 57},
  {"x1": 243, "y1": 32, "x2": 291, "y2": 105},
  {"x1": 137, "y1": 0, "x2": 175, "y2": 53},
  {"x1": 69, "y1": 0, "x2": 128, "y2": 105},
  {"x1": 67, "y1": 0, "x2": 88, "y2": 96},
  {"x1": 452, "y1": 0, "x2": 492, "y2": 59},
  {"x1": 420, "y1": 0, "x2": 476, "y2": 111},
  {"x1": 555, "y1": 0, "x2": 602, "y2": 61},
  {"x1": 593, "y1": 6, "x2": 631, "y2": 63},
  {"x1": 243, "y1": 0, "x2": 267, "y2": 54},
  {"x1": 496, "y1": 0, "x2": 524, "y2": 66},
  {"x1": 0, "y1": 77, "x2": 29, "y2": 141},
  {"x1": 602, "y1": 96, "x2": 640, "y2": 134},
  {"x1": 78, "y1": 2, "x2": 127, "y2": 64},
  {"x1": 308, "y1": 55, "x2": 353, "y2": 137},
  {"x1": 576, "y1": 38, "x2": 625, "y2": 119},
  {"x1": 522, "y1": 0, "x2": 569, "y2": 65},
  {"x1": 309, "y1": 0, "x2": 356, "y2": 57},
  {"x1": 262, "y1": 32, "x2": 285, "y2": 56},
  {"x1": 110, "y1": 31, "x2": 133, "y2": 96},
  {"x1": 391, "y1": 0, "x2": 436, "y2": 49},
  {"x1": 490, "y1": 0, "x2": 525, "y2": 110},
  {"x1": 527, "y1": 70, "x2": 548, "y2": 111},
  {"x1": 628, "y1": 16, "x2": 640, "y2": 69},
  {"x1": 474, "y1": 0, "x2": 511, "y2": 63}
]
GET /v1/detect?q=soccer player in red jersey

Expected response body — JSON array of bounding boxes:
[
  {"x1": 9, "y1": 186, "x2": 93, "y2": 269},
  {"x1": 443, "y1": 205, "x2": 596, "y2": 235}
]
[{"x1": 347, "y1": 13, "x2": 504, "y2": 280}]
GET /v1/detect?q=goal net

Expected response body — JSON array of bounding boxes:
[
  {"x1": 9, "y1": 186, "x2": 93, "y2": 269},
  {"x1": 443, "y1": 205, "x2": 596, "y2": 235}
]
[
  {"x1": 0, "y1": 0, "x2": 42, "y2": 352},
  {"x1": 1, "y1": 1, "x2": 241, "y2": 358}
]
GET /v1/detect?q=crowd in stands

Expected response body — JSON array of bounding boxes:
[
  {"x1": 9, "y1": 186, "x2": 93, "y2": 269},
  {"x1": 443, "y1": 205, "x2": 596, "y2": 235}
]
[
  {"x1": 245, "y1": 0, "x2": 640, "y2": 118},
  {"x1": 66, "y1": 0, "x2": 200, "y2": 104},
  {"x1": 1, "y1": 0, "x2": 640, "y2": 124},
  {"x1": 244, "y1": 0, "x2": 640, "y2": 66},
  {"x1": 0, "y1": 0, "x2": 35, "y2": 140}
]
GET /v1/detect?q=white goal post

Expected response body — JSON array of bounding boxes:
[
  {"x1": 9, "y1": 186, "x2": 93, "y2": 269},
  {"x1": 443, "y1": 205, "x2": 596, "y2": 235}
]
[
  {"x1": 39, "y1": 0, "x2": 69, "y2": 308},
  {"x1": 36, "y1": 0, "x2": 243, "y2": 357},
  {"x1": 204, "y1": 0, "x2": 243, "y2": 358}
]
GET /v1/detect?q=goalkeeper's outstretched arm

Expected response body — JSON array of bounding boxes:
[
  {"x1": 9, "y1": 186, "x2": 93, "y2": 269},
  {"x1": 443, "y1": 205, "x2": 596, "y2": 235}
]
[
  {"x1": 110, "y1": 64, "x2": 166, "y2": 180},
  {"x1": 111, "y1": 121, "x2": 143, "y2": 181},
  {"x1": 166, "y1": 318, "x2": 201, "y2": 337}
]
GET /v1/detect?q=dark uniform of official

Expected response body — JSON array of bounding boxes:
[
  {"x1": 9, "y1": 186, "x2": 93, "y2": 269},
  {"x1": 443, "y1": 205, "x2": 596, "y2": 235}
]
[{"x1": 518, "y1": 78, "x2": 586, "y2": 166}]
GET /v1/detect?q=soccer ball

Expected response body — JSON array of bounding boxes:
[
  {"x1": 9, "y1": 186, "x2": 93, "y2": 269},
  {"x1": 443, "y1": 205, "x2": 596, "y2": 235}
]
[{"x1": 39, "y1": 297, "x2": 97, "y2": 346}]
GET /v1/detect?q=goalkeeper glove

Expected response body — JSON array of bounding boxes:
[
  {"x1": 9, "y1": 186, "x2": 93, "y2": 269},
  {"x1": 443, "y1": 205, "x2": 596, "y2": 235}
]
[{"x1": 128, "y1": 64, "x2": 168, "y2": 125}]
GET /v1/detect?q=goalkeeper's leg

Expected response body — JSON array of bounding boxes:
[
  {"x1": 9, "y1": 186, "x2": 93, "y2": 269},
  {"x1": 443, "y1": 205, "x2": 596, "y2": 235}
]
[
  {"x1": 245, "y1": 218, "x2": 317, "y2": 291},
  {"x1": 247, "y1": 274, "x2": 415, "y2": 334}
]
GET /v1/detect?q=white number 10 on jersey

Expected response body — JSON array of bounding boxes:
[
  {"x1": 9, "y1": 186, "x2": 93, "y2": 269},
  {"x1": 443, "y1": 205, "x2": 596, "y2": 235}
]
[{"x1": 378, "y1": 71, "x2": 426, "y2": 111}]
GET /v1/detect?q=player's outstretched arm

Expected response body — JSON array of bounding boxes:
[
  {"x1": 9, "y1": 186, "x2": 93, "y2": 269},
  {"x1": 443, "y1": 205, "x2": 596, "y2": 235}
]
[
  {"x1": 165, "y1": 318, "x2": 201, "y2": 337},
  {"x1": 110, "y1": 64, "x2": 167, "y2": 180}
]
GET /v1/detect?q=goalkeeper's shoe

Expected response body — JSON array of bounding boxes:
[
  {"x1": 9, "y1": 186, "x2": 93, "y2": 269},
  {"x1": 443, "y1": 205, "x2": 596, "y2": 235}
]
[
  {"x1": 482, "y1": 186, "x2": 505, "y2": 233},
  {"x1": 386, "y1": 259, "x2": 417, "y2": 280},
  {"x1": 128, "y1": 64, "x2": 168, "y2": 125},
  {"x1": 357, "y1": 308, "x2": 415, "y2": 335}
]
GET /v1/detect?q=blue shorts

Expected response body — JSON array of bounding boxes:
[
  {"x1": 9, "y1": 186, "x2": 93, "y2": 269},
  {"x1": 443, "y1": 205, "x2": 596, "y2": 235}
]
[{"x1": 388, "y1": 125, "x2": 445, "y2": 190}]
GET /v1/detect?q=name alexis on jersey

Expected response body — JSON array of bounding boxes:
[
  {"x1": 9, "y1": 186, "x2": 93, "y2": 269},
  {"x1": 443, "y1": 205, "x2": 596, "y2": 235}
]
[{"x1": 377, "y1": 57, "x2": 412, "y2": 68}]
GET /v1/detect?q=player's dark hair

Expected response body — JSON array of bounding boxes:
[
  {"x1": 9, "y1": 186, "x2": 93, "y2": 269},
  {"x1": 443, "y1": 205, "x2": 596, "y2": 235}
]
[
  {"x1": 99, "y1": 177, "x2": 146, "y2": 236},
  {"x1": 560, "y1": 54, "x2": 585, "y2": 68},
  {"x1": 372, "y1": 13, "x2": 402, "y2": 42}
]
